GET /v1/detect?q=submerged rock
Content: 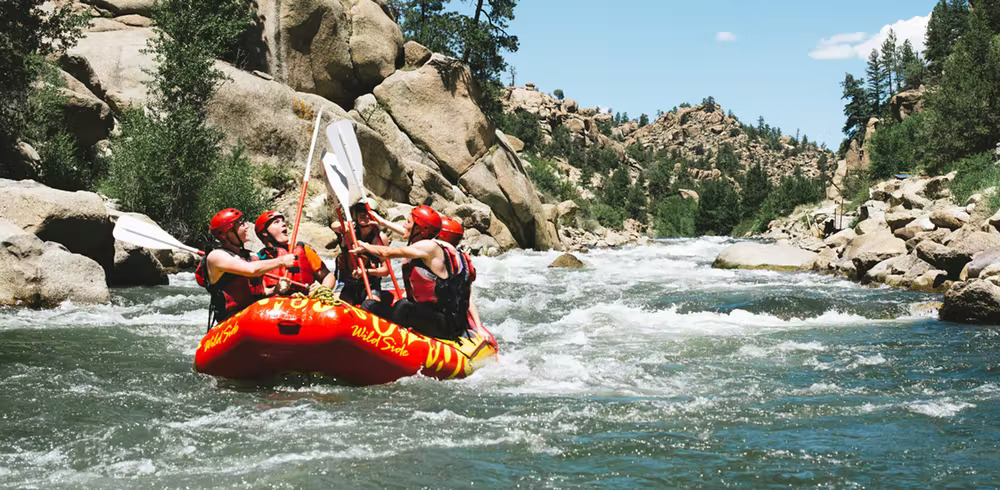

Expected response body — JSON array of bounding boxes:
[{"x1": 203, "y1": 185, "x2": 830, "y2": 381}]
[
  {"x1": 712, "y1": 242, "x2": 817, "y2": 271},
  {"x1": 548, "y1": 253, "x2": 585, "y2": 269}
]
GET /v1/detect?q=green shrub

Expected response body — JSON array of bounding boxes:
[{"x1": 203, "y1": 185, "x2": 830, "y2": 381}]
[
  {"x1": 867, "y1": 113, "x2": 926, "y2": 179},
  {"x1": 195, "y1": 145, "x2": 268, "y2": 241},
  {"x1": 947, "y1": 151, "x2": 1000, "y2": 206},
  {"x1": 653, "y1": 195, "x2": 697, "y2": 237},
  {"x1": 543, "y1": 125, "x2": 572, "y2": 159},
  {"x1": 496, "y1": 110, "x2": 543, "y2": 152},
  {"x1": 588, "y1": 202, "x2": 624, "y2": 229},
  {"x1": 255, "y1": 162, "x2": 296, "y2": 192}
]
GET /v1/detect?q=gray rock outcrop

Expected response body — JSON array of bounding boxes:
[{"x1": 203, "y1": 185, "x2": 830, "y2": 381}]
[
  {"x1": 713, "y1": 242, "x2": 817, "y2": 271},
  {"x1": 0, "y1": 219, "x2": 110, "y2": 307}
]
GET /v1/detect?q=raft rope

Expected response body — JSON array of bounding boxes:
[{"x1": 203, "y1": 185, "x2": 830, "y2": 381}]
[{"x1": 289, "y1": 285, "x2": 343, "y2": 305}]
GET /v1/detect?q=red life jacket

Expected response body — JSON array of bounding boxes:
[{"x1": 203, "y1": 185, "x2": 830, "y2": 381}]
[
  {"x1": 258, "y1": 242, "x2": 321, "y2": 294},
  {"x1": 194, "y1": 249, "x2": 265, "y2": 326},
  {"x1": 402, "y1": 240, "x2": 473, "y2": 338}
]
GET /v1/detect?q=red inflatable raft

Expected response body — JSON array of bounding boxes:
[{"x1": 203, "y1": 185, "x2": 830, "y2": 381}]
[{"x1": 194, "y1": 296, "x2": 498, "y2": 385}]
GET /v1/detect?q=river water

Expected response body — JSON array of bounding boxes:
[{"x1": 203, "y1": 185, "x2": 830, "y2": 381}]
[{"x1": 1, "y1": 237, "x2": 998, "y2": 488}]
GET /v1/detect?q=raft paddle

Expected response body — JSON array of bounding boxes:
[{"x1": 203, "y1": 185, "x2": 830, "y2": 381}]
[
  {"x1": 320, "y1": 151, "x2": 376, "y2": 300},
  {"x1": 112, "y1": 215, "x2": 308, "y2": 289},
  {"x1": 287, "y1": 108, "x2": 324, "y2": 253},
  {"x1": 328, "y1": 120, "x2": 404, "y2": 299}
]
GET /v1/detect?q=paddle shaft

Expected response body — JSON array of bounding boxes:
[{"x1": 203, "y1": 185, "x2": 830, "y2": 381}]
[
  {"x1": 365, "y1": 203, "x2": 403, "y2": 298},
  {"x1": 288, "y1": 110, "x2": 324, "y2": 253},
  {"x1": 336, "y1": 209, "x2": 376, "y2": 301}
]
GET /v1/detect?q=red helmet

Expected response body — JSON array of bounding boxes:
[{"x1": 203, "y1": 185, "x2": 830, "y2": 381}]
[
  {"x1": 438, "y1": 216, "x2": 464, "y2": 246},
  {"x1": 209, "y1": 208, "x2": 243, "y2": 238},
  {"x1": 410, "y1": 205, "x2": 442, "y2": 242},
  {"x1": 255, "y1": 210, "x2": 284, "y2": 240}
]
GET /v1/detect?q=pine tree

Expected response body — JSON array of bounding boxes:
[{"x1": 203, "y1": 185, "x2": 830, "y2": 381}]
[
  {"x1": 881, "y1": 29, "x2": 899, "y2": 95},
  {"x1": 924, "y1": 0, "x2": 970, "y2": 76},
  {"x1": 865, "y1": 50, "x2": 888, "y2": 114},
  {"x1": 739, "y1": 163, "x2": 771, "y2": 218},
  {"x1": 923, "y1": 7, "x2": 1000, "y2": 171},
  {"x1": 841, "y1": 72, "x2": 869, "y2": 141},
  {"x1": 394, "y1": 1, "x2": 460, "y2": 56},
  {"x1": 898, "y1": 39, "x2": 926, "y2": 90}
]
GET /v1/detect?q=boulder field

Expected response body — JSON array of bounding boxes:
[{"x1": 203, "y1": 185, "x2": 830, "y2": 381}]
[
  {"x1": 713, "y1": 169, "x2": 1000, "y2": 325},
  {"x1": 56, "y1": 0, "x2": 565, "y2": 258}
]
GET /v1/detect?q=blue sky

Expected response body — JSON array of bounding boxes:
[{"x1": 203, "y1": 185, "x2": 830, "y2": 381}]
[{"x1": 503, "y1": 0, "x2": 938, "y2": 148}]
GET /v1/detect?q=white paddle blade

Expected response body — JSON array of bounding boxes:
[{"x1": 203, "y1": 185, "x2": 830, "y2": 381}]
[
  {"x1": 113, "y1": 215, "x2": 200, "y2": 254},
  {"x1": 334, "y1": 120, "x2": 364, "y2": 188},
  {"x1": 326, "y1": 121, "x2": 363, "y2": 203},
  {"x1": 321, "y1": 152, "x2": 354, "y2": 217}
]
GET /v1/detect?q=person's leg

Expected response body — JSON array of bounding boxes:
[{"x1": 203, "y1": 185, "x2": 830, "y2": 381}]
[{"x1": 391, "y1": 300, "x2": 451, "y2": 339}]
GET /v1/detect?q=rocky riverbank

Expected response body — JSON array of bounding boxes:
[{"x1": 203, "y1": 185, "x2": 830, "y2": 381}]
[{"x1": 713, "y1": 169, "x2": 1000, "y2": 324}]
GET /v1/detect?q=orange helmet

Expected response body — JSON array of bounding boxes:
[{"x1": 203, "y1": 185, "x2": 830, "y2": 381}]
[
  {"x1": 410, "y1": 205, "x2": 442, "y2": 242},
  {"x1": 438, "y1": 216, "x2": 464, "y2": 246},
  {"x1": 254, "y1": 210, "x2": 284, "y2": 240},
  {"x1": 209, "y1": 208, "x2": 243, "y2": 238}
]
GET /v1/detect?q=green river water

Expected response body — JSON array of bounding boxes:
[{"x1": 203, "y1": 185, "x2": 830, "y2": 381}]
[{"x1": 1, "y1": 238, "x2": 998, "y2": 488}]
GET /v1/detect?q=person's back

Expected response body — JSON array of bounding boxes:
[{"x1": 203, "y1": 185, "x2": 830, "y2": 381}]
[{"x1": 353, "y1": 206, "x2": 472, "y2": 340}]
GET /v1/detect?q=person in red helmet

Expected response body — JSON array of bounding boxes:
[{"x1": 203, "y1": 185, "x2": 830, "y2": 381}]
[
  {"x1": 330, "y1": 201, "x2": 393, "y2": 309},
  {"x1": 437, "y1": 216, "x2": 483, "y2": 329},
  {"x1": 353, "y1": 205, "x2": 475, "y2": 340},
  {"x1": 255, "y1": 210, "x2": 335, "y2": 295},
  {"x1": 195, "y1": 208, "x2": 296, "y2": 326}
]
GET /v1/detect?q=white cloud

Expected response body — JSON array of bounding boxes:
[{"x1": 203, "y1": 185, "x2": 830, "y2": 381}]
[
  {"x1": 716, "y1": 31, "x2": 737, "y2": 42},
  {"x1": 809, "y1": 14, "x2": 930, "y2": 60}
]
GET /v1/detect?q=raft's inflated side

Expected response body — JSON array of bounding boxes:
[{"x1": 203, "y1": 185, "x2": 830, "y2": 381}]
[{"x1": 194, "y1": 296, "x2": 498, "y2": 385}]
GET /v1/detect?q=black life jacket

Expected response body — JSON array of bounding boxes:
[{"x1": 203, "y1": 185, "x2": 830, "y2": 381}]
[
  {"x1": 402, "y1": 240, "x2": 473, "y2": 339},
  {"x1": 194, "y1": 248, "x2": 264, "y2": 329}
]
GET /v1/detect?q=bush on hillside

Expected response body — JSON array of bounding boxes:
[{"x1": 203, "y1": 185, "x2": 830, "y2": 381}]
[
  {"x1": 653, "y1": 195, "x2": 697, "y2": 237},
  {"x1": 867, "y1": 113, "x2": 926, "y2": 179},
  {"x1": 946, "y1": 151, "x2": 1000, "y2": 212},
  {"x1": 496, "y1": 110, "x2": 543, "y2": 152}
]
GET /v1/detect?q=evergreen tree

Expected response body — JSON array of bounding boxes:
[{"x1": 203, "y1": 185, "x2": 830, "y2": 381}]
[
  {"x1": 922, "y1": 9, "x2": 1000, "y2": 171},
  {"x1": 924, "y1": 0, "x2": 970, "y2": 76},
  {"x1": 880, "y1": 29, "x2": 899, "y2": 94},
  {"x1": 898, "y1": 40, "x2": 926, "y2": 90},
  {"x1": 715, "y1": 142, "x2": 740, "y2": 174},
  {"x1": 695, "y1": 178, "x2": 741, "y2": 235},
  {"x1": 739, "y1": 163, "x2": 771, "y2": 218},
  {"x1": 841, "y1": 73, "x2": 869, "y2": 142},
  {"x1": 393, "y1": 1, "x2": 460, "y2": 56},
  {"x1": 865, "y1": 50, "x2": 888, "y2": 114},
  {"x1": 638, "y1": 113, "x2": 649, "y2": 127}
]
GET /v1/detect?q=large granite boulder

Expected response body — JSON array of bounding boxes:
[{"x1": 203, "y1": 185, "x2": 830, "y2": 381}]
[
  {"x1": 0, "y1": 179, "x2": 114, "y2": 270},
  {"x1": 548, "y1": 253, "x2": 584, "y2": 269},
  {"x1": 109, "y1": 241, "x2": 168, "y2": 286},
  {"x1": 374, "y1": 54, "x2": 494, "y2": 181},
  {"x1": 940, "y1": 280, "x2": 1000, "y2": 324},
  {"x1": 964, "y1": 248, "x2": 1000, "y2": 280},
  {"x1": 460, "y1": 146, "x2": 561, "y2": 250},
  {"x1": 0, "y1": 219, "x2": 110, "y2": 307},
  {"x1": 256, "y1": 0, "x2": 402, "y2": 107},
  {"x1": 80, "y1": 0, "x2": 157, "y2": 16},
  {"x1": 844, "y1": 231, "x2": 906, "y2": 276},
  {"x1": 916, "y1": 241, "x2": 969, "y2": 279},
  {"x1": 66, "y1": 28, "x2": 155, "y2": 112},
  {"x1": 712, "y1": 242, "x2": 817, "y2": 271},
  {"x1": 56, "y1": 85, "x2": 114, "y2": 150}
]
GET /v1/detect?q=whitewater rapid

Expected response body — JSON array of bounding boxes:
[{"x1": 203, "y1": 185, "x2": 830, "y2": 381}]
[{"x1": 1, "y1": 237, "x2": 997, "y2": 488}]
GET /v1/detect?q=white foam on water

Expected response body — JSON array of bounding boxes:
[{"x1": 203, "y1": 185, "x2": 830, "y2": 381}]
[
  {"x1": 905, "y1": 398, "x2": 976, "y2": 418},
  {"x1": 169, "y1": 272, "x2": 199, "y2": 288}
]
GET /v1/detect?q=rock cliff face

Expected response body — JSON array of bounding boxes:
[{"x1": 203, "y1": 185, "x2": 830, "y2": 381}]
[
  {"x1": 48, "y1": 0, "x2": 562, "y2": 255},
  {"x1": 503, "y1": 86, "x2": 832, "y2": 184}
]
